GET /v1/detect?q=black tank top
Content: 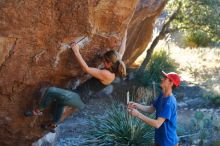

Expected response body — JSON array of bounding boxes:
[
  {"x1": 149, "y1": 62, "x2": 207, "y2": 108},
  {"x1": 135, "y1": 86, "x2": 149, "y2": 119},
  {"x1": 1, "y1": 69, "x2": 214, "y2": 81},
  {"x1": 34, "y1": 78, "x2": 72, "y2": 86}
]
[{"x1": 73, "y1": 77, "x2": 108, "y2": 102}]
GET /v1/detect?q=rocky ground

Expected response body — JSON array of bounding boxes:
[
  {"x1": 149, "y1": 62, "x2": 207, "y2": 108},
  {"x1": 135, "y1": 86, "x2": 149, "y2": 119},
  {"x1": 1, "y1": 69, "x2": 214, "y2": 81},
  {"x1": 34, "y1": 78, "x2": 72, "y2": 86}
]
[
  {"x1": 32, "y1": 84, "x2": 220, "y2": 146},
  {"x1": 55, "y1": 96, "x2": 113, "y2": 146}
]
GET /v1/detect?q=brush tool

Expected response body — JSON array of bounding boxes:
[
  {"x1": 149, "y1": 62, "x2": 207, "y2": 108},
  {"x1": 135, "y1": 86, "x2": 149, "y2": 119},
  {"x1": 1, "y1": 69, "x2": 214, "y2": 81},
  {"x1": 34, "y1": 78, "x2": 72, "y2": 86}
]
[{"x1": 61, "y1": 36, "x2": 91, "y2": 49}]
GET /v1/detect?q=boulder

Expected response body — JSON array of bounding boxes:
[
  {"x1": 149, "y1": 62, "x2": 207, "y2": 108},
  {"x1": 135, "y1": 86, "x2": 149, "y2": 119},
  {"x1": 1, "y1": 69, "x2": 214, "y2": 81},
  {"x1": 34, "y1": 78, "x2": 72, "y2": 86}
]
[{"x1": 0, "y1": 0, "x2": 166, "y2": 145}]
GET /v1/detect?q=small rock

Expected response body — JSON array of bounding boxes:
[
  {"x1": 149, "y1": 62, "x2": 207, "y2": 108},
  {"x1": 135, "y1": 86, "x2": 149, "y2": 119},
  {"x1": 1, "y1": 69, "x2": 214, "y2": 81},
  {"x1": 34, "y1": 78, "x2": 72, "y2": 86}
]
[
  {"x1": 183, "y1": 96, "x2": 189, "y2": 100},
  {"x1": 32, "y1": 132, "x2": 56, "y2": 146},
  {"x1": 200, "y1": 108, "x2": 207, "y2": 112},
  {"x1": 177, "y1": 102, "x2": 188, "y2": 108},
  {"x1": 184, "y1": 108, "x2": 188, "y2": 110},
  {"x1": 209, "y1": 108, "x2": 214, "y2": 112},
  {"x1": 193, "y1": 139, "x2": 200, "y2": 144}
]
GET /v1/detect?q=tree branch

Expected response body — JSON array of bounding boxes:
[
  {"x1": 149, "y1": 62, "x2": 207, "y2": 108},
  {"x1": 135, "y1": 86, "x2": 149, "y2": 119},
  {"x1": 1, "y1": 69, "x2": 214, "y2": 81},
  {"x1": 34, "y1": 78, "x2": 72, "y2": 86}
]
[{"x1": 138, "y1": 2, "x2": 182, "y2": 74}]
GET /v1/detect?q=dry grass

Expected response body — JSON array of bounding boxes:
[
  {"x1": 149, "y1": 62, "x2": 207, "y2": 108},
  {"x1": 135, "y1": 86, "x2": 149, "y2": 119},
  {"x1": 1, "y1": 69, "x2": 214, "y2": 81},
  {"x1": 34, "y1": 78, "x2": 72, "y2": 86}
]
[
  {"x1": 168, "y1": 46, "x2": 220, "y2": 94},
  {"x1": 135, "y1": 41, "x2": 220, "y2": 93}
]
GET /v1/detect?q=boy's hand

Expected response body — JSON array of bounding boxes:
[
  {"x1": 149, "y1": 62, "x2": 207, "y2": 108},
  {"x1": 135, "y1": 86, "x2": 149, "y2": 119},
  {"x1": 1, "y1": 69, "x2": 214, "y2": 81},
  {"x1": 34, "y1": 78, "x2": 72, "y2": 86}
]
[
  {"x1": 128, "y1": 101, "x2": 137, "y2": 109},
  {"x1": 128, "y1": 107, "x2": 140, "y2": 118}
]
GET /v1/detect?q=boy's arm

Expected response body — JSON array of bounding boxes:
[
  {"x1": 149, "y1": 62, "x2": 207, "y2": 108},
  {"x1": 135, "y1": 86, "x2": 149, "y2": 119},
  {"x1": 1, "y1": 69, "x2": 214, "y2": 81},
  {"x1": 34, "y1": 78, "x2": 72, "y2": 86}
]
[
  {"x1": 138, "y1": 113, "x2": 166, "y2": 129},
  {"x1": 138, "y1": 104, "x2": 155, "y2": 114},
  {"x1": 128, "y1": 108, "x2": 165, "y2": 129},
  {"x1": 128, "y1": 102, "x2": 155, "y2": 114}
]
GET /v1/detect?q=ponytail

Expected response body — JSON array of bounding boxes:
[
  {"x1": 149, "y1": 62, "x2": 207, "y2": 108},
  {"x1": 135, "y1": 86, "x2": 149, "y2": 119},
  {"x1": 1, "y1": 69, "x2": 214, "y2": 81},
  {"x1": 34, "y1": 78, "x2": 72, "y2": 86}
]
[
  {"x1": 103, "y1": 50, "x2": 127, "y2": 77},
  {"x1": 116, "y1": 60, "x2": 127, "y2": 78}
]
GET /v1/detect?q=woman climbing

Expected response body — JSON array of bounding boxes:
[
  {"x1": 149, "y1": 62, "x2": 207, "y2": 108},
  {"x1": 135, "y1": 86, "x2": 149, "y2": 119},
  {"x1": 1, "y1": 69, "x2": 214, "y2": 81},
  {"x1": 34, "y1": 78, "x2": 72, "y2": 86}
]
[{"x1": 25, "y1": 31, "x2": 127, "y2": 132}]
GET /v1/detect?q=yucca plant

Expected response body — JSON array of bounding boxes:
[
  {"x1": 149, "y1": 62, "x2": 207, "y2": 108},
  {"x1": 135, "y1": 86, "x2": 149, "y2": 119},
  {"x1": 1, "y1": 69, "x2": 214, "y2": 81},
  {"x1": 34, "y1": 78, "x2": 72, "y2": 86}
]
[{"x1": 83, "y1": 104, "x2": 154, "y2": 146}]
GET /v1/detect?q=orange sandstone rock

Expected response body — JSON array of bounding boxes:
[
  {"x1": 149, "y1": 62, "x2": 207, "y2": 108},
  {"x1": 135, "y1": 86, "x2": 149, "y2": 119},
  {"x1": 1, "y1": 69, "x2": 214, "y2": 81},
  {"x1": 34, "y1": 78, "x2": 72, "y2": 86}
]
[{"x1": 0, "y1": 0, "x2": 166, "y2": 145}]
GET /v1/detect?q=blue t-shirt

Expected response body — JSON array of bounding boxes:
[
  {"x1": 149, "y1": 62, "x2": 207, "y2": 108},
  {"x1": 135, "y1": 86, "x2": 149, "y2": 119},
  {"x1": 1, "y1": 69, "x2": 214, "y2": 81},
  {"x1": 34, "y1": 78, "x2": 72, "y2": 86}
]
[{"x1": 153, "y1": 93, "x2": 179, "y2": 146}]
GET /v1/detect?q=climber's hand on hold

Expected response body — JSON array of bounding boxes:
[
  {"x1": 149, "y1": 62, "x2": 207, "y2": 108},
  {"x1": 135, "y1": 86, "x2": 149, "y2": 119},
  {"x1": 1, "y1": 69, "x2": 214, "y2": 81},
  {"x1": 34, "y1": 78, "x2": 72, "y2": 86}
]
[{"x1": 71, "y1": 42, "x2": 80, "y2": 54}]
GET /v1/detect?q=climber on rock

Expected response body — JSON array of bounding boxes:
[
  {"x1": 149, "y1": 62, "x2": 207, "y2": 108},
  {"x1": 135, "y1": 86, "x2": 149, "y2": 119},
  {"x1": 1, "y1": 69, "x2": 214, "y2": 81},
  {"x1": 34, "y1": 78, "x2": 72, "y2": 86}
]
[{"x1": 24, "y1": 30, "x2": 128, "y2": 132}]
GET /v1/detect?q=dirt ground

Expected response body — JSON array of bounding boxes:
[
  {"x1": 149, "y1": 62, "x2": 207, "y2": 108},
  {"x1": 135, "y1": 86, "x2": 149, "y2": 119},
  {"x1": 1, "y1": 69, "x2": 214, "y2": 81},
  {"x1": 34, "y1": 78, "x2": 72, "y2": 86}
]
[{"x1": 55, "y1": 95, "x2": 114, "y2": 146}]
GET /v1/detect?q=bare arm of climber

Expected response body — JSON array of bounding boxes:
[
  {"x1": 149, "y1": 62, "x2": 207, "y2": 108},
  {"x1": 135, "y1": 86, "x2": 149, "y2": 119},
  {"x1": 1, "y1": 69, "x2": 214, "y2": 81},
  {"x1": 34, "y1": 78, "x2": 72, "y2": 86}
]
[
  {"x1": 71, "y1": 43, "x2": 115, "y2": 85},
  {"x1": 128, "y1": 107, "x2": 166, "y2": 129},
  {"x1": 128, "y1": 101, "x2": 155, "y2": 114},
  {"x1": 118, "y1": 30, "x2": 127, "y2": 59}
]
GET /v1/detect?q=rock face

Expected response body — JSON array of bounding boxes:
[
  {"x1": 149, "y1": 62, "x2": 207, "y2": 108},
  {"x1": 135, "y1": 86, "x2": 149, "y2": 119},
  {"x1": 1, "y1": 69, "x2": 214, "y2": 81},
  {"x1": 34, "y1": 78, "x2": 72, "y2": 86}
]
[{"x1": 0, "y1": 0, "x2": 166, "y2": 145}]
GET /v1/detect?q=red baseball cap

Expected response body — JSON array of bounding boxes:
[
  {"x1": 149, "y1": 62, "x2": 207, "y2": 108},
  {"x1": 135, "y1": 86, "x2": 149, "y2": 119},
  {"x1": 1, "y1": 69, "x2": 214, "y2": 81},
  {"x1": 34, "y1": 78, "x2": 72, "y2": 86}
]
[{"x1": 162, "y1": 71, "x2": 181, "y2": 87}]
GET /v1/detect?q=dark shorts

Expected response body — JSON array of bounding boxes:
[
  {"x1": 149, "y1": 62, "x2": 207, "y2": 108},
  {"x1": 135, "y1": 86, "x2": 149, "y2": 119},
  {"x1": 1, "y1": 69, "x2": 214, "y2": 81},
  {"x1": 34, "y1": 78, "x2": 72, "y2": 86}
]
[{"x1": 45, "y1": 87, "x2": 85, "y2": 110}]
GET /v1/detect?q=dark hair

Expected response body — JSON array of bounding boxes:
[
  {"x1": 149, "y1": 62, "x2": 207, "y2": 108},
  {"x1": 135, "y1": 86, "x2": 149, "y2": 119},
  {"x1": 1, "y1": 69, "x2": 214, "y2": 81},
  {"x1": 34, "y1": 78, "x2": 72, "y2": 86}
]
[{"x1": 103, "y1": 50, "x2": 127, "y2": 77}]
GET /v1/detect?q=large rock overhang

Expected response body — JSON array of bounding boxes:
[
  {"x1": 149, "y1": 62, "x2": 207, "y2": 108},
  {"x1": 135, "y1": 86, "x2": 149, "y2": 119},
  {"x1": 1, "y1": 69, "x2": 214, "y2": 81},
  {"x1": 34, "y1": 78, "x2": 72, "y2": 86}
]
[{"x1": 0, "y1": 0, "x2": 166, "y2": 145}]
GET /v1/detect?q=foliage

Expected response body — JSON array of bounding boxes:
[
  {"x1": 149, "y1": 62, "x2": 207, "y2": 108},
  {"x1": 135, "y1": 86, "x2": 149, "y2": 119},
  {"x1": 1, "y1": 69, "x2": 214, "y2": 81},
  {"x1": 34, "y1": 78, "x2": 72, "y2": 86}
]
[
  {"x1": 213, "y1": 140, "x2": 220, "y2": 146},
  {"x1": 177, "y1": 111, "x2": 216, "y2": 145},
  {"x1": 211, "y1": 95, "x2": 220, "y2": 107},
  {"x1": 166, "y1": 0, "x2": 220, "y2": 43},
  {"x1": 203, "y1": 91, "x2": 220, "y2": 107},
  {"x1": 136, "y1": 50, "x2": 178, "y2": 86},
  {"x1": 183, "y1": 30, "x2": 211, "y2": 47},
  {"x1": 209, "y1": 93, "x2": 220, "y2": 107},
  {"x1": 84, "y1": 104, "x2": 154, "y2": 146}
]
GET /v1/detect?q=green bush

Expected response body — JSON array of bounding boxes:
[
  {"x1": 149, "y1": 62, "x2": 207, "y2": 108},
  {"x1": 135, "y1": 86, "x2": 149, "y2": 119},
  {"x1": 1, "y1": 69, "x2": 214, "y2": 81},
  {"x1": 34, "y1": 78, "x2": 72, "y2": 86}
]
[
  {"x1": 84, "y1": 104, "x2": 154, "y2": 146},
  {"x1": 204, "y1": 92, "x2": 220, "y2": 107},
  {"x1": 177, "y1": 111, "x2": 215, "y2": 145},
  {"x1": 213, "y1": 140, "x2": 220, "y2": 146},
  {"x1": 184, "y1": 30, "x2": 211, "y2": 48},
  {"x1": 210, "y1": 94, "x2": 220, "y2": 107},
  {"x1": 136, "y1": 50, "x2": 178, "y2": 87}
]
